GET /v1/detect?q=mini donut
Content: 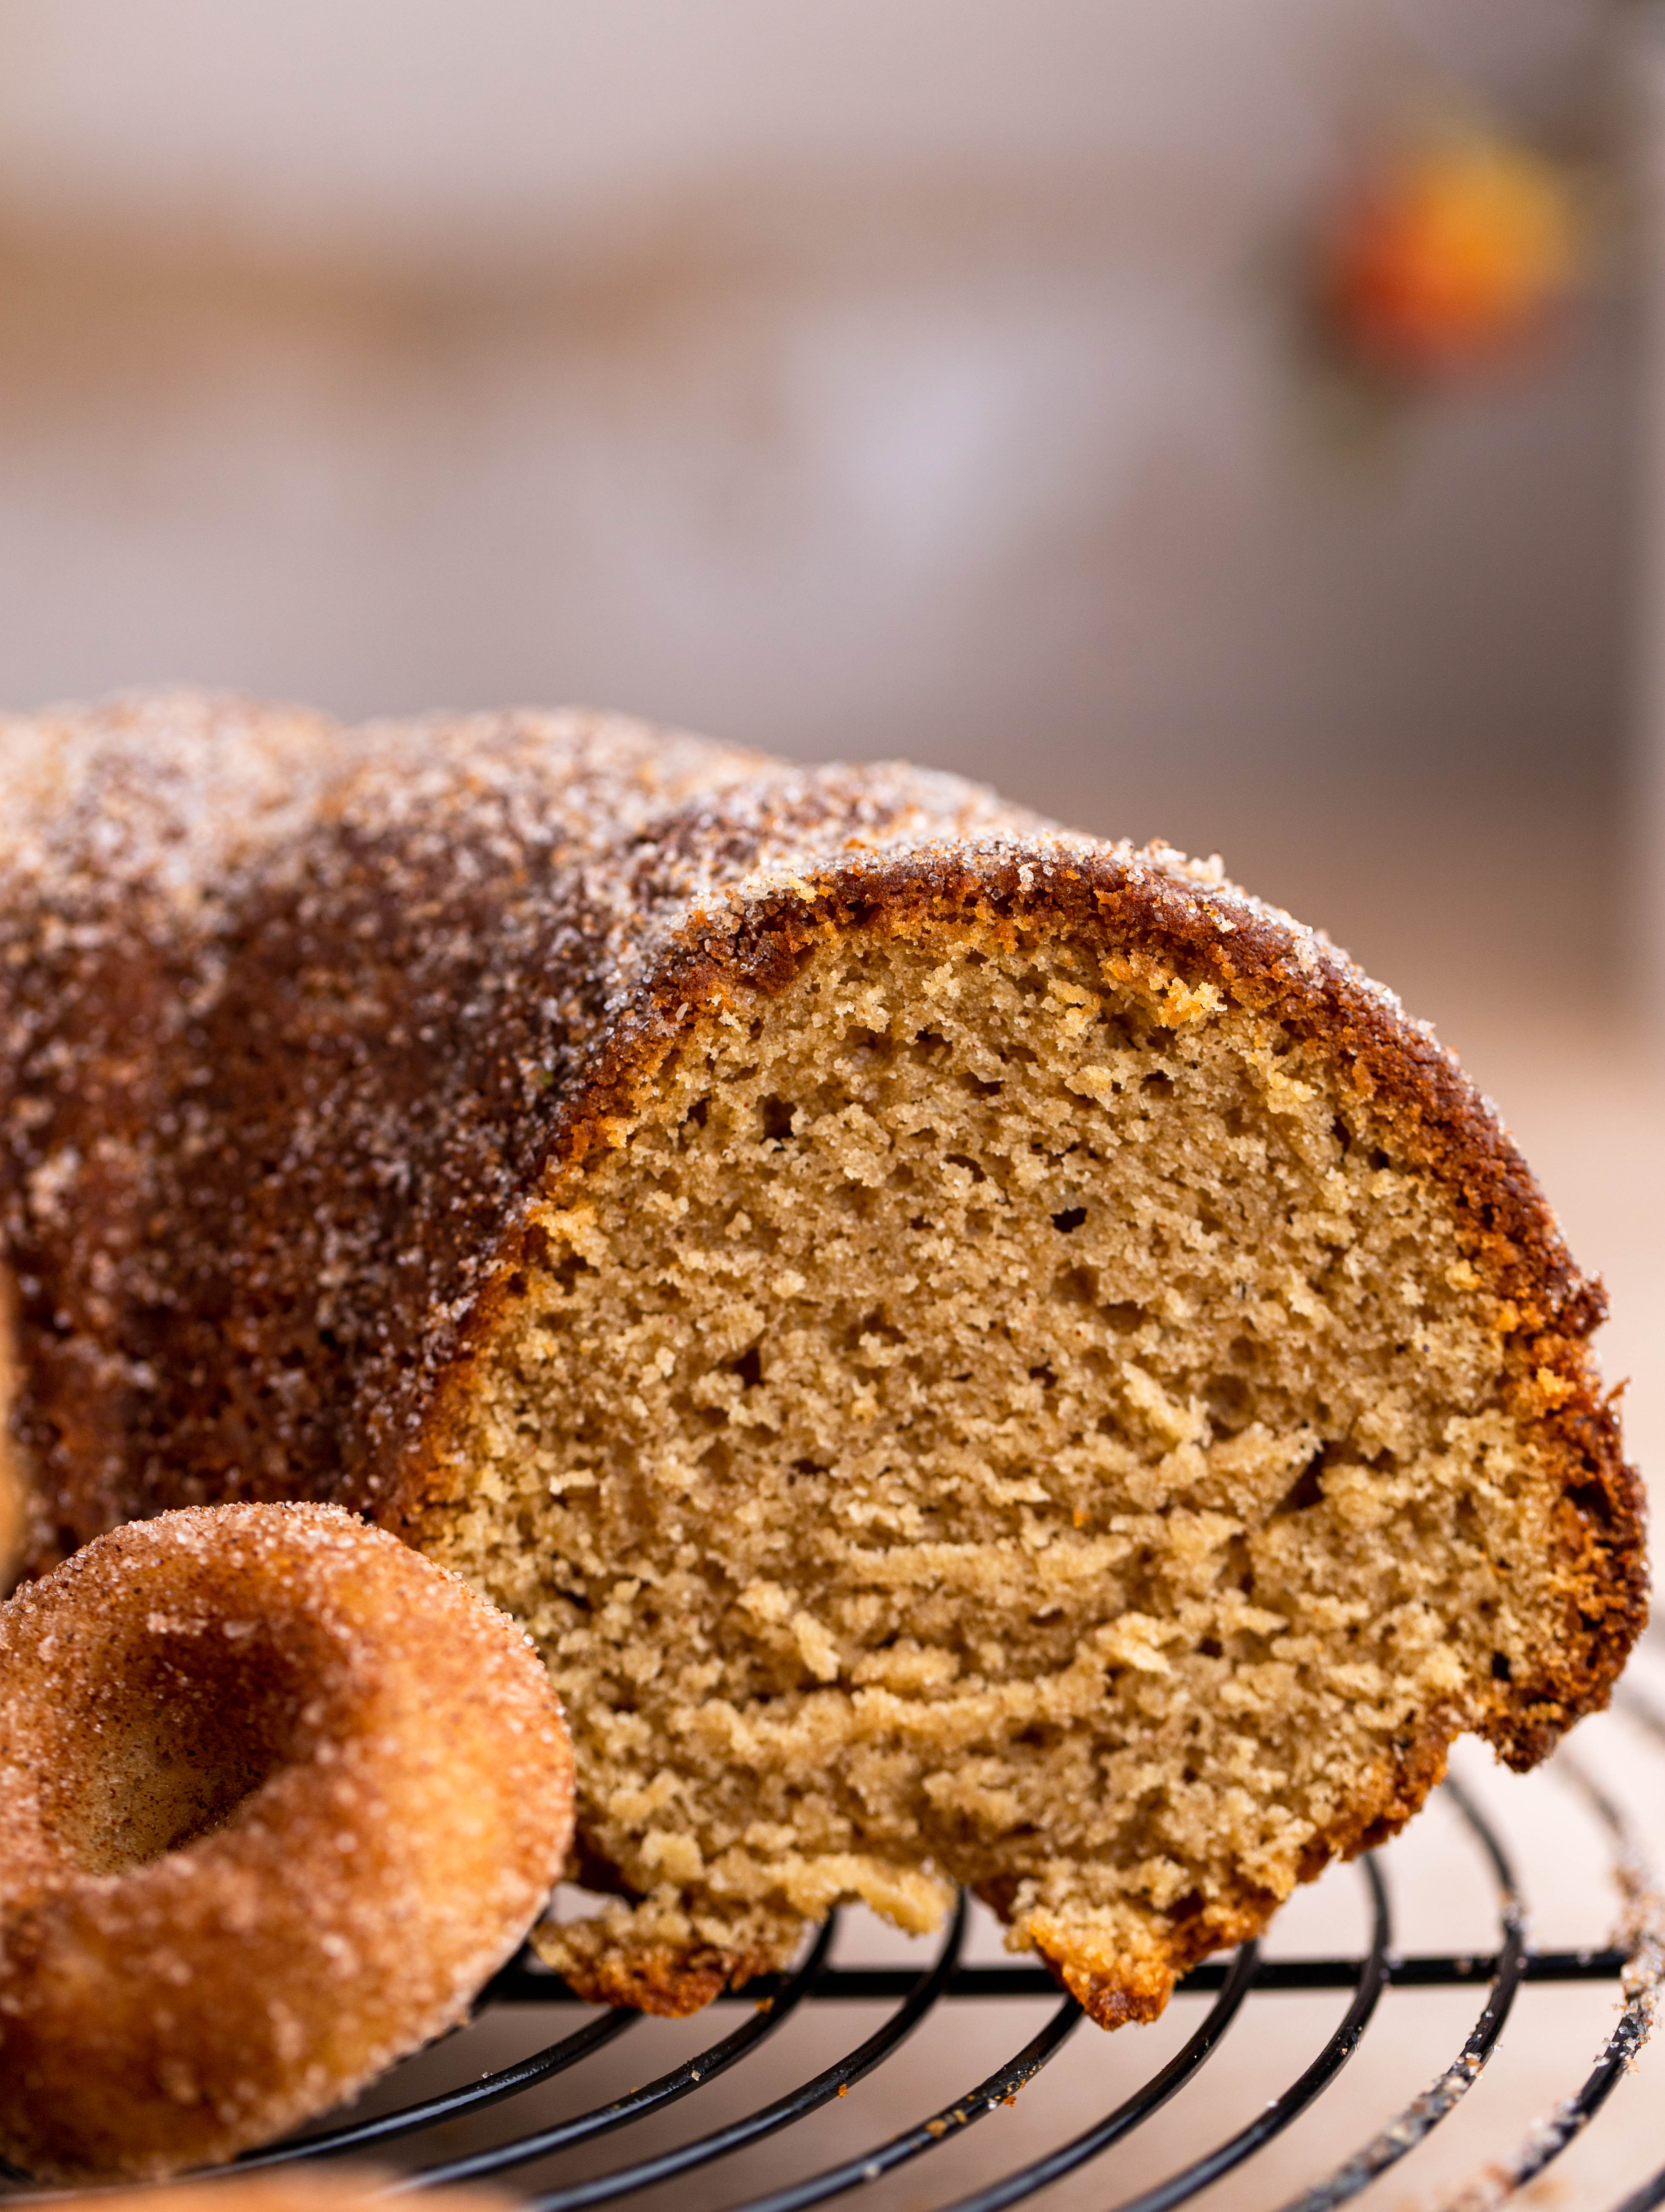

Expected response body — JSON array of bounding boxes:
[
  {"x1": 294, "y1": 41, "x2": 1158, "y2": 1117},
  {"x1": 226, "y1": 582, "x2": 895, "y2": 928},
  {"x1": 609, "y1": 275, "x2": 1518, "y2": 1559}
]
[{"x1": 0, "y1": 1503, "x2": 575, "y2": 2183}]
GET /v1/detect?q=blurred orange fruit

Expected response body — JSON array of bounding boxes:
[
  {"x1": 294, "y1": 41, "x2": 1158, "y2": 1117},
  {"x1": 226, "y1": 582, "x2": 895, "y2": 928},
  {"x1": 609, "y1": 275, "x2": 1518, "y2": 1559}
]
[{"x1": 1321, "y1": 131, "x2": 1578, "y2": 380}]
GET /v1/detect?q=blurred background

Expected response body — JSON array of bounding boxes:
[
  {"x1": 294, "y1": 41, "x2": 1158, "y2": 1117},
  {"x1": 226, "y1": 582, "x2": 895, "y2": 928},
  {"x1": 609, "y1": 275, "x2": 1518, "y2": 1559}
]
[
  {"x1": 0, "y1": 0, "x2": 1656, "y2": 1407},
  {"x1": 2, "y1": 6, "x2": 1664, "y2": 2201}
]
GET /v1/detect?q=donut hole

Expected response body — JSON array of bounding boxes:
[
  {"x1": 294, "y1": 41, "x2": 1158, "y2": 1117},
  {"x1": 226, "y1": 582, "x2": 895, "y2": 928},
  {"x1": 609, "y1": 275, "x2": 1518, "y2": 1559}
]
[{"x1": 43, "y1": 1626, "x2": 313, "y2": 1877}]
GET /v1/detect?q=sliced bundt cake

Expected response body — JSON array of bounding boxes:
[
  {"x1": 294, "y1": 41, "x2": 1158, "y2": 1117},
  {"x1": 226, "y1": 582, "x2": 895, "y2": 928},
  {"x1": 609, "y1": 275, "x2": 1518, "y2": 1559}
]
[{"x1": 0, "y1": 691, "x2": 1642, "y2": 2027}]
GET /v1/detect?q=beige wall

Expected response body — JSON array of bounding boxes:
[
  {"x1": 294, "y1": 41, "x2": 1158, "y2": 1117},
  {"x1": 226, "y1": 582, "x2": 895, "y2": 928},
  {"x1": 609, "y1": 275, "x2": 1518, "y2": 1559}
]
[{"x1": 0, "y1": 0, "x2": 1631, "y2": 896}]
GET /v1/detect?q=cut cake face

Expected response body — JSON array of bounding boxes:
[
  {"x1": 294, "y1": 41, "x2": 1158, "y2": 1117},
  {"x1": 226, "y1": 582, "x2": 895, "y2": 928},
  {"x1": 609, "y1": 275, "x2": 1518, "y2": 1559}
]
[{"x1": 426, "y1": 888, "x2": 1640, "y2": 2025}]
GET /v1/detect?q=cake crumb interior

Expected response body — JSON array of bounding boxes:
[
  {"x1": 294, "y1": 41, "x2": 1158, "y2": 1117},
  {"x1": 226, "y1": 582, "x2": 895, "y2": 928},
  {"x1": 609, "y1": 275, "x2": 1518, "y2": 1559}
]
[{"x1": 435, "y1": 926, "x2": 1550, "y2": 2009}]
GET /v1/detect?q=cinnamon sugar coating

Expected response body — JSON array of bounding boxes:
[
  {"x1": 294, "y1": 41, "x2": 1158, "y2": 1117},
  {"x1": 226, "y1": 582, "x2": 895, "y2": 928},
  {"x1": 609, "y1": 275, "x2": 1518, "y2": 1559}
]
[
  {"x1": 0, "y1": 691, "x2": 1645, "y2": 2031},
  {"x1": 0, "y1": 1502, "x2": 574, "y2": 2182}
]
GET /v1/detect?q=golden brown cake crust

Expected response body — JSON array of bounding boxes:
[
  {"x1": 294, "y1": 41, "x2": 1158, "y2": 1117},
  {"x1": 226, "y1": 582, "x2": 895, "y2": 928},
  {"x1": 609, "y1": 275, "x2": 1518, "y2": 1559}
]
[{"x1": 0, "y1": 690, "x2": 1645, "y2": 2027}]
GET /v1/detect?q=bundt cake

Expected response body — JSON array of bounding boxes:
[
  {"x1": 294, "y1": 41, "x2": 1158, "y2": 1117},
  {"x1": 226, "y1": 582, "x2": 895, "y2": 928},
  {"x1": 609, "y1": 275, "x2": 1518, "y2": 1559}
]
[{"x1": 0, "y1": 690, "x2": 1644, "y2": 2029}]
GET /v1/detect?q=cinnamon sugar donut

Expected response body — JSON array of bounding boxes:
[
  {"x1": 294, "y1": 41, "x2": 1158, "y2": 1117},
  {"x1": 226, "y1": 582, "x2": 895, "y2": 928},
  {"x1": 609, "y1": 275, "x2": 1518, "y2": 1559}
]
[
  {"x1": 0, "y1": 692, "x2": 1644, "y2": 2033},
  {"x1": 0, "y1": 1503, "x2": 574, "y2": 2183}
]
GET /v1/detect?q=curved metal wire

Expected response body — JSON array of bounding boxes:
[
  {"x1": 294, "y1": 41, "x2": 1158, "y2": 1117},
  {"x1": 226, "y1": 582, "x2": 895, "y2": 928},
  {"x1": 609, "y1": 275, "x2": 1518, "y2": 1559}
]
[
  {"x1": 920, "y1": 1936, "x2": 1262, "y2": 2212},
  {"x1": 716, "y1": 1989, "x2": 1084, "y2": 2212},
  {"x1": 1460, "y1": 1745, "x2": 1665, "y2": 2212},
  {"x1": 1613, "y1": 2167, "x2": 1665, "y2": 2212},
  {"x1": 392, "y1": 1909, "x2": 842, "y2": 2192},
  {"x1": 1094, "y1": 1852, "x2": 1394, "y2": 2212},
  {"x1": 1271, "y1": 1773, "x2": 1529, "y2": 2212},
  {"x1": 518, "y1": 1890, "x2": 971, "y2": 2212},
  {"x1": 234, "y1": 2005, "x2": 639, "y2": 2170},
  {"x1": 1599, "y1": 1692, "x2": 1665, "y2": 2212}
]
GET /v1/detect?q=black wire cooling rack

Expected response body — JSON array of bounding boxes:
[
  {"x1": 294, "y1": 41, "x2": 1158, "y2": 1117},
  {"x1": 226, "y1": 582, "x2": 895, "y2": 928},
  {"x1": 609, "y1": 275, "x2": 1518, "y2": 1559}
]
[{"x1": 9, "y1": 1687, "x2": 1665, "y2": 2212}]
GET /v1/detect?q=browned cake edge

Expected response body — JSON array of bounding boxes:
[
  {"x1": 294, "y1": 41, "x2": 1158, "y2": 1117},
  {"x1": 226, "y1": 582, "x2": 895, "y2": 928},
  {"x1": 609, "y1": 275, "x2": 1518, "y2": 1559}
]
[
  {"x1": 0, "y1": 1263, "x2": 27, "y2": 1585},
  {"x1": 403, "y1": 839, "x2": 1645, "y2": 2019}
]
